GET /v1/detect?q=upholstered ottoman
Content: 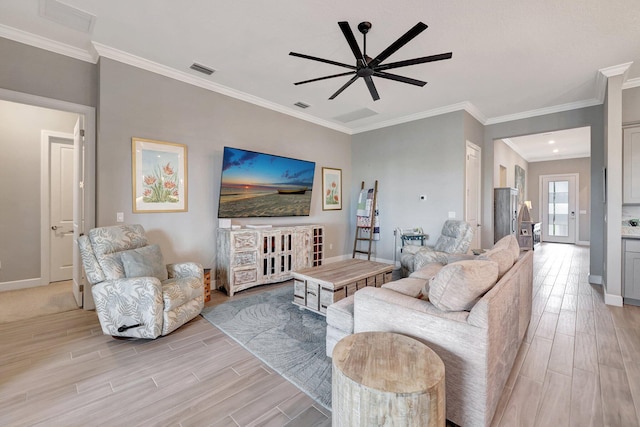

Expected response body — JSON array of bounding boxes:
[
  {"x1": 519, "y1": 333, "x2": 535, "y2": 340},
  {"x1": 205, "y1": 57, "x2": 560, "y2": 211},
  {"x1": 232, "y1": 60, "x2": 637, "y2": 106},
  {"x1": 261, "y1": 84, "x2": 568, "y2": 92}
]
[{"x1": 326, "y1": 295, "x2": 355, "y2": 357}]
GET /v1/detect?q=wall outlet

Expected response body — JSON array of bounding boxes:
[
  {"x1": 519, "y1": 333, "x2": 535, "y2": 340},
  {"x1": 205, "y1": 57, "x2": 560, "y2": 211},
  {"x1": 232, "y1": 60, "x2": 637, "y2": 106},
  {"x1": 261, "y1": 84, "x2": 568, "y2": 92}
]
[
  {"x1": 448, "y1": 211, "x2": 456, "y2": 219},
  {"x1": 0, "y1": 260, "x2": 2, "y2": 269},
  {"x1": 116, "y1": 212, "x2": 124, "y2": 222},
  {"x1": 329, "y1": 243, "x2": 333, "y2": 250}
]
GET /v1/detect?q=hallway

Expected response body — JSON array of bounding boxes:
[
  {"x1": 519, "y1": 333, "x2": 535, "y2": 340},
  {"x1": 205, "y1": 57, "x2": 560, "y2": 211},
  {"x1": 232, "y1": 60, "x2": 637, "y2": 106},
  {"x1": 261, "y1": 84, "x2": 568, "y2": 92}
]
[{"x1": 492, "y1": 243, "x2": 640, "y2": 426}]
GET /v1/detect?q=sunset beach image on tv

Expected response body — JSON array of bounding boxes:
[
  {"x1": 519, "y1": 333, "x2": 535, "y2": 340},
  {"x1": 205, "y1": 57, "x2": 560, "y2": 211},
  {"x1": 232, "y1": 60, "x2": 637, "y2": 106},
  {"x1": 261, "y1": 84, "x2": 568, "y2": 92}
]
[{"x1": 217, "y1": 147, "x2": 316, "y2": 218}]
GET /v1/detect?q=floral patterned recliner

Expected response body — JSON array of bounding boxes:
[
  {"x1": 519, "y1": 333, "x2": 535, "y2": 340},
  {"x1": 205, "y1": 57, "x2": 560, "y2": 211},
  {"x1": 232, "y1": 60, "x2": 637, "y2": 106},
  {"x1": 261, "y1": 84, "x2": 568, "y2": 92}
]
[
  {"x1": 400, "y1": 220, "x2": 474, "y2": 276},
  {"x1": 78, "y1": 224, "x2": 204, "y2": 339}
]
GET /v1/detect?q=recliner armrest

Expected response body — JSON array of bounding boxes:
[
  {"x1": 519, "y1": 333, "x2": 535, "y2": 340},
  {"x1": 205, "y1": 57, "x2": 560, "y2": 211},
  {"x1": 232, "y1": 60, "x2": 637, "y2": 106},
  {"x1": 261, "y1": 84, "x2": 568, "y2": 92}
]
[{"x1": 166, "y1": 262, "x2": 203, "y2": 281}]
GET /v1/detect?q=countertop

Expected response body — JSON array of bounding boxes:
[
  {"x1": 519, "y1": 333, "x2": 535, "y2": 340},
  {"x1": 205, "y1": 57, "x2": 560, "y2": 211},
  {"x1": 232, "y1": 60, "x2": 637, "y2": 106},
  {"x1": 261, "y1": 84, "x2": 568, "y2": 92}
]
[{"x1": 622, "y1": 225, "x2": 640, "y2": 239}]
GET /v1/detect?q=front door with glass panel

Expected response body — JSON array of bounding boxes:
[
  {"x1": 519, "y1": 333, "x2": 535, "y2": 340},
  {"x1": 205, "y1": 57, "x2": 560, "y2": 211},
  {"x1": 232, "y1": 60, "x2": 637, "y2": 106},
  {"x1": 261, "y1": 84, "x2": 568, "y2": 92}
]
[{"x1": 541, "y1": 174, "x2": 577, "y2": 244}]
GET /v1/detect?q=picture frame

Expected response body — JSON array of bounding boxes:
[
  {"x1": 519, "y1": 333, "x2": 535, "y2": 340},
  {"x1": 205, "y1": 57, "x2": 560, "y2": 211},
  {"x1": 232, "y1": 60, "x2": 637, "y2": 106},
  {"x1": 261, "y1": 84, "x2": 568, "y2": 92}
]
[
  {"x1": 322, "y1": 167, "x2": 342, "y2": 210},
  {"x1": 132, "y1": 137, "x2": 188, "y2": 213}
]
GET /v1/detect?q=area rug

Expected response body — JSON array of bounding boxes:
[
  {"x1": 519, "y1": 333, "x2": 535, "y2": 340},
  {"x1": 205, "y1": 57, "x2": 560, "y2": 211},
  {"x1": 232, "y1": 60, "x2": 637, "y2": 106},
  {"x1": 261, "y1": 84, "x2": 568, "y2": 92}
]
[{"x1": 200, "y1": 285, "x2": 332, "y2": 410}]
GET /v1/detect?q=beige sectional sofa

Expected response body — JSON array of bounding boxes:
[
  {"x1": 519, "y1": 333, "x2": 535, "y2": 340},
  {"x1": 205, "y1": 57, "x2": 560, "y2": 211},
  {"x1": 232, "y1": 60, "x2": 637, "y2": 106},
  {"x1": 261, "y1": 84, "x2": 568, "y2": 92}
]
[{"x1": 326, "y1": 236, "x2": 533, "y2": 427}]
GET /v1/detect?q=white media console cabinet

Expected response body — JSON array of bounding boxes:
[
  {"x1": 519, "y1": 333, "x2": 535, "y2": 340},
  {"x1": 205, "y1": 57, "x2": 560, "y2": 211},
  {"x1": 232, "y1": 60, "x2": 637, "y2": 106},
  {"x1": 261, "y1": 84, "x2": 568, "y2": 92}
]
[{"x1": 215, "y1": 225, "x2": 324, "y2": 296}]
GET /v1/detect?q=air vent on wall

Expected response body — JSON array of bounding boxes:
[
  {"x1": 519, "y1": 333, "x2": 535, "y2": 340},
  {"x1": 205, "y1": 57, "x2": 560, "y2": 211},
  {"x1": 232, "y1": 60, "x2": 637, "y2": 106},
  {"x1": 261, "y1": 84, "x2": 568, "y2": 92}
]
[
  {"x1": 294, "y1": 102, "x2": 310, "y2": 109},
  {"x1": 189, "y1": 63, "x2": 216, "y2": 75}
]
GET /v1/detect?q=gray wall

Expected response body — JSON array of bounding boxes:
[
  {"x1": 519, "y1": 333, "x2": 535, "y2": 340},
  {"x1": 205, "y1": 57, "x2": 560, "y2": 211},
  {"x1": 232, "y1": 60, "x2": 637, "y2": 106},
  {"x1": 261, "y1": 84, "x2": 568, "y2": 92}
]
[
  {"x1": 351, "y1": 111, "x2": 466, "y2": 264},
  {"x1": 97, "y1": 58, "x2": 352, "y2": 269},
  {"x1": 483, "y1": 105, "x2": 605, "y2": 278},
  {"x1": 0, "y1": 38, "x2": 97, "y2": 108},
  {"x1": 0, "y1": 100, "x2": 77, "y2": 282},
  {"x1": 528, "y1": 157, "x2": 591, "y2": 242}
]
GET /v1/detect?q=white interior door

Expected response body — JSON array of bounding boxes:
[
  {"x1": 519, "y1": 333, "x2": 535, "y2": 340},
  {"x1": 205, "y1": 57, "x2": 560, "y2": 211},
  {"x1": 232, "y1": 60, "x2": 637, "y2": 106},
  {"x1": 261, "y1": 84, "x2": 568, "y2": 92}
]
[
  {"x1": 72, "y1": 117, "x2": 85, "y2": 307},
  {"x1": 541, "y1": 174, "x2": 577, "y2": 244},
  {"x1": 466, "y1": 142, "x2": 482, "y2": 250},
  {"x1": 50, "y1": 138, "x2": 74, "y2": 282}
]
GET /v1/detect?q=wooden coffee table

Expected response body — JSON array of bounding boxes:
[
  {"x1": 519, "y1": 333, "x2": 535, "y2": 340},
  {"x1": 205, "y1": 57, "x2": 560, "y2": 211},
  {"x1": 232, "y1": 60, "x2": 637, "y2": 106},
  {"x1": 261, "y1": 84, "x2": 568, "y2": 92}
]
[{"x1": 292, "y1": 259, "x2": 393, "y2": 315}]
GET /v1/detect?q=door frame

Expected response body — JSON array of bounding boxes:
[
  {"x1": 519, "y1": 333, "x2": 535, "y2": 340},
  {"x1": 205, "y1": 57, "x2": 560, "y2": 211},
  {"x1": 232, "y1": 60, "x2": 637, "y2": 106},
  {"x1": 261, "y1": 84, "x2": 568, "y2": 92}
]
[
  {"x1": 41, "y1": 130, "x2": 75, "y2": 285},
  {"x1": 0, "y1": 88, "x2": 95, "y2": 296},
  {"x1": 539, "y1": 173, "x2": 579, "y2": 244},
  {"x1": 465, "y1": 141, "x2": 482, "y2": 250}
]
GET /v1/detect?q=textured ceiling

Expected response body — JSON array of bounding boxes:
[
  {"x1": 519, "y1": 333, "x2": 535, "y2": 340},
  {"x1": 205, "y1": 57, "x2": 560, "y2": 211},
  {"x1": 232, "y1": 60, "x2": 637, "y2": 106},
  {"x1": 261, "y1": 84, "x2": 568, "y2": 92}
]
[{"x1": 0, "y1": 0, "x2": 639, "y2": 134}]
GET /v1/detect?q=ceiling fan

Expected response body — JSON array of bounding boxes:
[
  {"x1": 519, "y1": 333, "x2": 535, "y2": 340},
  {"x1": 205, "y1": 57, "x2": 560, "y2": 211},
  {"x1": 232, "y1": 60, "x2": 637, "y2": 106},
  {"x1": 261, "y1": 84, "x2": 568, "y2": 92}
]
[{"x1": 289, "y1": 21, "x2": 452, "y2": 101}]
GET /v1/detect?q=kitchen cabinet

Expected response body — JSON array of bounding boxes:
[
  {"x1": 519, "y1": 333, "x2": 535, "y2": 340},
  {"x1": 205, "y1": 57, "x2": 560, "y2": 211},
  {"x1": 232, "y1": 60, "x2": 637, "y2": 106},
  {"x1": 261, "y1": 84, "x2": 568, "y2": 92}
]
[{"x1": 623, "y1": 125, "x2": 640, "y2": 204}]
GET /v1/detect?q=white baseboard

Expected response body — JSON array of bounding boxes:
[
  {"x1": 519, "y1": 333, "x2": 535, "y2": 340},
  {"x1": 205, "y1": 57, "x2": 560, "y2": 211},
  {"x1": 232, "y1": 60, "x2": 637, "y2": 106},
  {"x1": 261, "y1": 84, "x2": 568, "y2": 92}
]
[
  {"x1": 588, "y1": 274, "x2": 603, "y2": 285},
  {"x1": 0, "y1": 277, "x2": 46, "y2": 292},
  {"x1": 604, "y1": 293, "x2": 623, "y2": 307}
]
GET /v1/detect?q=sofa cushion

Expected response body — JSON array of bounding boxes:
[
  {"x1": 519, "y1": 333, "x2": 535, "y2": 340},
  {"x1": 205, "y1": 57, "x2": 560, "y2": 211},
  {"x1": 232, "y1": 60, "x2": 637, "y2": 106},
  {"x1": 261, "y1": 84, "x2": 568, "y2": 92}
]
[
  {"x1": 121, "y1": 244, "x2": 168, "y2": 281},
  {"x1": 326, "y1": 295, "x2": 355, "y2": 333},
  {"x1": 382, "y1": 277, "x2": 428, "y2": 298},
  {"x1": 410, "y1": 263, "x2": 445, "y2": 281},
  {"x1": 428, "y1": 260, "x2": 499, "y2": 312},
  {"x1": 494, "y1": 234, "x2": 520, "y2": 261},
  {"x1": 478, "y1": 247, "x2": 514, "y2": 279}
]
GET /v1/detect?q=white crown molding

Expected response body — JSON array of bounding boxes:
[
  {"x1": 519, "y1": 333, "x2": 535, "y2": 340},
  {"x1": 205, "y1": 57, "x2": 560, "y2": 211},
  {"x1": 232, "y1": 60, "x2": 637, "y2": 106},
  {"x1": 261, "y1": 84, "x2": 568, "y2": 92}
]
[
  {"x1": 599, "y1": 62, "x2": 632, "y2": 78},
  {"x1": 0, "y1": 24, "x2": 97, "y2": 63},
  {"x1": 92, "y1": 42, "x2": 353, "y2": 135},
  {"x1": 623, "y1": 77, "x2": 640, "y2": 90},
  {"x1": 501, "y1": 138, "x2": 526, "y2": 159},
  {"x1": 351, "y1": 101, "x2": 485, "y2": 134},
  {"x1": 485, "y1": 98, "x2": 602, "y2": 126}
]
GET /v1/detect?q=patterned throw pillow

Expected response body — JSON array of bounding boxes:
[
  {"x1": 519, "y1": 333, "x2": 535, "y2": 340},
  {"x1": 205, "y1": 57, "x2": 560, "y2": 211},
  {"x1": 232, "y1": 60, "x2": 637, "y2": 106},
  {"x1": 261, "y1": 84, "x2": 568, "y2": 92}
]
[
  {"x1": 428, "y1": 260, "x2": 499, "y2": 312},
  {"x1": 121, "y1": 244, "x2": 168, "y2": 281}
]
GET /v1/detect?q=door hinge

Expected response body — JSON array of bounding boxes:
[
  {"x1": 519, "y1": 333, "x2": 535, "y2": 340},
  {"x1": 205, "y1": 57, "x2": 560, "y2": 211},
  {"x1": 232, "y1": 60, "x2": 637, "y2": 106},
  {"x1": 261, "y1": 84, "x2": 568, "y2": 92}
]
[{"x1": 80, "y1": 129, "x2": 85, "y2": 137}]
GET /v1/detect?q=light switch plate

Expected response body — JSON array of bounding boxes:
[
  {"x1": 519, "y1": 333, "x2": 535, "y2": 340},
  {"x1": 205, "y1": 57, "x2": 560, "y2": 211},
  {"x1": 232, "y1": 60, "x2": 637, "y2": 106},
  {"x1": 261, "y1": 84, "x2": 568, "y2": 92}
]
[
  {"x1": 116, "y1": 212, "x2": 124, "y2": 222},
  {"x1": 448, "y1": 211, "x2": 456, "y2": 219}
]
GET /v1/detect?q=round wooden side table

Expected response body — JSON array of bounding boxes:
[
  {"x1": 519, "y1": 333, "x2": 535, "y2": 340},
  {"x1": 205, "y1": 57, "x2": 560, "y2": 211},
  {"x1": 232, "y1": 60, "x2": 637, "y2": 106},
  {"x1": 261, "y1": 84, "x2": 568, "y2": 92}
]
[{"x1": 332, "y1": 331, "x2": 445, "y2": 427}]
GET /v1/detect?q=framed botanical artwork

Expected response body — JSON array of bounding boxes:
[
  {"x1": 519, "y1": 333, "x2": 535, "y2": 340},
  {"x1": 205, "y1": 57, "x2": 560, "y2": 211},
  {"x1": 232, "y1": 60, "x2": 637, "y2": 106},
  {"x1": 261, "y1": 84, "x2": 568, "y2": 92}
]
[
  {"x1": 132, "y1": 137, "x2": 188, "y2": 213},
  {"x1": 322, "y1": 167, "x2": 342, "y2": 210}
]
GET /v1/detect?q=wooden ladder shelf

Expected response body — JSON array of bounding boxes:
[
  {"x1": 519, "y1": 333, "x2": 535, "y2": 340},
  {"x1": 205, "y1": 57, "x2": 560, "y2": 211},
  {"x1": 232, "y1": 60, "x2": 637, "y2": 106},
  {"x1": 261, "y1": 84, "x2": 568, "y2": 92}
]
[{"x1": 353, "y1": 180, "x2": 378, "y2": 260}]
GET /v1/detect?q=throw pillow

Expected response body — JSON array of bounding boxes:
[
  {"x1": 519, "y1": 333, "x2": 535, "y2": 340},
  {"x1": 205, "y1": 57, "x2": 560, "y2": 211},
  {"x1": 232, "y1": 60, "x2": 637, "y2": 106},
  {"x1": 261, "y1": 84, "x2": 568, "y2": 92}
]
[
  {"x1": 121, "y1": 244, "x2": 168, "y2": 281},
  {"x1": 381, "y1": 277, "x2": 427, "y2": 298},
  {"x1": 479, "y1": 247, "x2": 514, "y2": 279},
  {"x1": 494, "y1": 234, "x2": 520, "y2": 261},
  {"x1": 428, "y1": 260, "x2": 499, "y2": 312}
]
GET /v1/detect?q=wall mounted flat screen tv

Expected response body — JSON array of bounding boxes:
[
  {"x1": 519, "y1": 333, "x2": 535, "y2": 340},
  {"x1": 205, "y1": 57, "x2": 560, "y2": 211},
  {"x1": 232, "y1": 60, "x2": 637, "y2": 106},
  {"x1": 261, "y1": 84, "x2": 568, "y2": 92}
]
[{"x1": 218, "y1": 147, "x2": 316, "y2": 218}]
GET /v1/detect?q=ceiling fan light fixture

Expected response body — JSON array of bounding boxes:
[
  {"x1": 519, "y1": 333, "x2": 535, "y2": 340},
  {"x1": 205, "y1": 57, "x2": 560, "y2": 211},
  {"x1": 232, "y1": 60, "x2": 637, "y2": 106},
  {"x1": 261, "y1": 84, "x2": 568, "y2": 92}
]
[{"x1": 289, "y1": 21, "x2": 452, "y2": 101}]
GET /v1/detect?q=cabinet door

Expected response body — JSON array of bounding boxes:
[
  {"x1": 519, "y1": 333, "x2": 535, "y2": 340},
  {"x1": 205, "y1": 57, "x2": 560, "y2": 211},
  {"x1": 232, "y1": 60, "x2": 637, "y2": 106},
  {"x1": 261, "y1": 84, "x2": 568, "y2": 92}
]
[{"x1": 624, "y1": 126, "x2": 640, "y2": 204}]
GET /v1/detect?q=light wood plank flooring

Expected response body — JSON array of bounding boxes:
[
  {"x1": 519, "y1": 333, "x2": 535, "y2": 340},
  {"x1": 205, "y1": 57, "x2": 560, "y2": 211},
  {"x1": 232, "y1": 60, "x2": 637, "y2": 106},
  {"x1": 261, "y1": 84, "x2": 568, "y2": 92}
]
[
  {"x1": 1, "y1": 243, "x2": 639, "y2": 426},
  {"x1": 490, "y1": 243, "x2": 640, "y2": 427},
  {"x1": 0, "y1": 281, "x2": 329, "y2": 427}
]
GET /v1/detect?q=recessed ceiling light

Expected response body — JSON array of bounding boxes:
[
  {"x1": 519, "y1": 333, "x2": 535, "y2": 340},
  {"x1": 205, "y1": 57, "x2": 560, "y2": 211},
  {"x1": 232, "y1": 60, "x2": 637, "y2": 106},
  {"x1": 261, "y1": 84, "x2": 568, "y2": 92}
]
[
  {"x1": 553, "y1": 149, "x2": 559, "y2": 153},
  {"x1": 548, "y1": 140, "x2": 555, "y2": 144}
]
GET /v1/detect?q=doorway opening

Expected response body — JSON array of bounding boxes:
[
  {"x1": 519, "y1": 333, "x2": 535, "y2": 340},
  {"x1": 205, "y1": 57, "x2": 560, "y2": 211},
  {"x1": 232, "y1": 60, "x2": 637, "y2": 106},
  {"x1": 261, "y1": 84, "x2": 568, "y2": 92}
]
[{"x1": 0, "y1": 88, "x2": 95, "y2": 309}]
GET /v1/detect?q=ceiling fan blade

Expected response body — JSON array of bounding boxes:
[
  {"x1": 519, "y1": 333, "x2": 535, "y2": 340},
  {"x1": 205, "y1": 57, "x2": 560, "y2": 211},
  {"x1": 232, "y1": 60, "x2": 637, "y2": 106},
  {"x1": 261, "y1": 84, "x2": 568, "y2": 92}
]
[
  {"x1": 369, "y1": 22, "x2": 428, "y2": 68},
  {"x1": 364, "y1": 75, "x2": 380, "y2": 101},
  {"x1": 338, "y1": 21, "x2": 366, "y2": 64},
  {"x1": 329, "y1": 75, "x2": 359, "y2": 100},
  {"x1": 373, "y1": 71, "x2": 426, "y2": 87},
  {"x1": 289, "y1": 52, "x2": 356, "y2": 70},
  {"x1": 294, "y1": 71, "x2": 356, "y2": 85},
  {"x1": 376, "y1": 52, "x2": 453, "y2": 71}
]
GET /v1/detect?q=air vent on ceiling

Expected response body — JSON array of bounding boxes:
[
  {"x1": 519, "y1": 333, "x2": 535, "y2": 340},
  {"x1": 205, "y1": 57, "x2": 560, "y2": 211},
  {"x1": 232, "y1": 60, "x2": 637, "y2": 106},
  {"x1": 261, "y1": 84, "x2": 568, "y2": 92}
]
[
  {"x1": 333, "y1": 108, "x2": 378, "y2": 123},
  {"x1": 189, "y1": 63, "x2": 216, "y2": 75},
  {"x1": 39, "y1": 0, "x2": 95, "y2": 33},
  {"x1": 294, "y1": 102, "x2": 310, "y2": 109}
]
